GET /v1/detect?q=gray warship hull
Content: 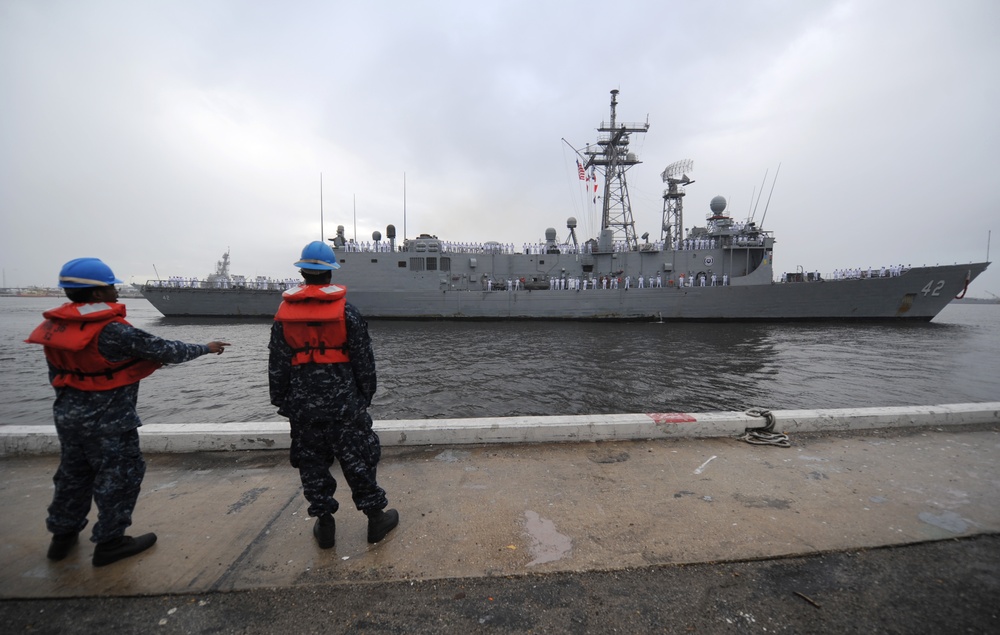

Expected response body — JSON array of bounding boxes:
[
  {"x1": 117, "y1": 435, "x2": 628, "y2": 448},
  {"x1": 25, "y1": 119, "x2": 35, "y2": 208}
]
[
  {"x1": 139, "y1": 253, "x2": 989, "y2": 321},
  {"x1": 139, "y1": 90, "x2": 990, "y2": 321}
]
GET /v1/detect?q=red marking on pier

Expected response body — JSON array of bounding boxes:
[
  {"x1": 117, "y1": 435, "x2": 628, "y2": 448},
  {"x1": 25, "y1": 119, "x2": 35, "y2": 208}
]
[{"x1": 647, "y1": 413, "x2": 697, "y2": 424}]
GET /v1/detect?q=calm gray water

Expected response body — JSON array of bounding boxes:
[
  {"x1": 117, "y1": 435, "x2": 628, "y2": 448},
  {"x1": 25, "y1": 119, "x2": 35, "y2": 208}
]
[{"x1": 2, "y1": 297, "x2": 998, "y2": 425}]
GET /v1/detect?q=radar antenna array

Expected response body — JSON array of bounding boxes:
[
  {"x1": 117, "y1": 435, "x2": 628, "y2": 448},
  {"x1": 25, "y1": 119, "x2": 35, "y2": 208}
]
[{"x1": 660, "y1": 160, "x2": 694, "y2": 246}]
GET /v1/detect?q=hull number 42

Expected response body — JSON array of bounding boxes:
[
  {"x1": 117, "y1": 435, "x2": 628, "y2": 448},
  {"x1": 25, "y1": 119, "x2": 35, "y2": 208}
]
[{"x1": 921, "y1": 280, "x2": 945, "y2": 296}]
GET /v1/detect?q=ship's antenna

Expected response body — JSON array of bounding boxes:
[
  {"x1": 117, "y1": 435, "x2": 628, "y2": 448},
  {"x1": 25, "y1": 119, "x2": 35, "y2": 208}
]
[
  {"x1": 353, "y1": 194, "x2": 357, "y2": 243},
  {"x1": 750, "y1": 168, "x2": 768, "y2": 223},
  {"x1": 563, "y1": 137, "x2": 601, "y2": 240},
  {"x1": 153, "y1": 264, "x2": 160, "y2": 281},
  {"x1": 759, "y1": 163, "x2": 781, "y2": 229},
  {"x1": 660, "y1": 159, "x2": 694, "y2": 245},
  {"x1": 561, "y1": 137, "x2": 590, "y2": 161},
  {"x1": 320, "y1": 173, "x2": 325, "y2": 242},
  {"x1": 403, "y1": 172, "x2": 407, "y2": 241}
]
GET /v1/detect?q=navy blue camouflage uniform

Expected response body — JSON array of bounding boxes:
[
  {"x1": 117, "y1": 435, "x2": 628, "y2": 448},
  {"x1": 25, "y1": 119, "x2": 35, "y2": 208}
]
[
  {"x1": 46, "y1": 322, "x2": 212, "y2": 544},
  {"x1": 267, "y1": 302, "x2": 388, "y2": 517}
]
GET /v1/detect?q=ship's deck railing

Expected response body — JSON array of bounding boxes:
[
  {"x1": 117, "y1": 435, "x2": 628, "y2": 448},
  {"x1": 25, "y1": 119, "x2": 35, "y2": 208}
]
[
  {"x1": 334, "y1": 235, "x2": 771, "y2": 256},
  {"x1": 143, "y1": 277, "x2": 300, "y2": 291},
  {"x1": 485, "y1": 273, "x2": 730, "y2": 290},
  {"x1": 778, "y1": 266, "x2": 911, "y2": 283}
]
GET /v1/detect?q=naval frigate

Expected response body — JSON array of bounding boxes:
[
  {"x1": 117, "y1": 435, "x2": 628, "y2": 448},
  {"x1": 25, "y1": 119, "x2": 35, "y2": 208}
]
[{"x1": 139, "y1": 90, "x2": 989, "y2": 321}]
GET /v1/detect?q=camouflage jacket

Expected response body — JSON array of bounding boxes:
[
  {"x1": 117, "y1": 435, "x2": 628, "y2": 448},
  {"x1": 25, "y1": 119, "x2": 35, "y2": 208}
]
[
  {"x1": 268, "y1": 302, "x2": 376, "y2": 425},
  {"x1": 46, "y1": 322, "x2": 211, "y2": 439}
]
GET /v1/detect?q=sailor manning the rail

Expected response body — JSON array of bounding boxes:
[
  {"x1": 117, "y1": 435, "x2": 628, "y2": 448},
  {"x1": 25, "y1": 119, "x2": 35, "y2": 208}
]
[{"x1": 268, "y1": 241, "x2": 399, "y2": 548}]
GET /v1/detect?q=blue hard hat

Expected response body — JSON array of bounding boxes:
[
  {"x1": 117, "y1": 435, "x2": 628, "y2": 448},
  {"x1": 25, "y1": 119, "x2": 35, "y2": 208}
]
[
  {"x1": 58, "y1": 258, "x2": 123, "y2": 288},
  {"x1": 294, "y1": 241, "x2": 340, "y2": 271}
]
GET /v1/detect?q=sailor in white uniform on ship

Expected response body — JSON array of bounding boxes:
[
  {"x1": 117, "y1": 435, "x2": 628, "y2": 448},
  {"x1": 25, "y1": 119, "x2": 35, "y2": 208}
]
[{"x1": 638, "y1": 275, "x2": 644, "y2": 288}]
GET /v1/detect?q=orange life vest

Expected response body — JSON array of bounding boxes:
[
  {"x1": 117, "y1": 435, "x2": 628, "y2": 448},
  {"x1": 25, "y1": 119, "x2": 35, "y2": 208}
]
[
  {"x1": 25, "y1": 302, "x2": 162, "y2": 391},
  {"x1": 274, "y1": 284, "x2": 350, "y2": 365}
]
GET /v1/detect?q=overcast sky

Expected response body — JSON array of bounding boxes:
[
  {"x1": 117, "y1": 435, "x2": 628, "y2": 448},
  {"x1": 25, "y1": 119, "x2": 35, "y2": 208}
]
[{"x1": 1, "y1": 0, "x2": 997, "y2": 296}]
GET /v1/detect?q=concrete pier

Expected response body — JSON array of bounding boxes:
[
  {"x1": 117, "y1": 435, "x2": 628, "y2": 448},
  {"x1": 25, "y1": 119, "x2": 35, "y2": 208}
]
[
  {"x1": 1, "y1": 405, "x2": 998, "y2": 632},
  {"x1": 3, "y1": 402, "x2": 999, "y2": 455}
]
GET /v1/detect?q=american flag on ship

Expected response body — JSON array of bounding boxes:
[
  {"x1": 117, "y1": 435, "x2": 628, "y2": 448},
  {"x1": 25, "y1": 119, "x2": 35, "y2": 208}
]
[{"x1": 576, "y1": 159, "x2": 586, "y2": 180}]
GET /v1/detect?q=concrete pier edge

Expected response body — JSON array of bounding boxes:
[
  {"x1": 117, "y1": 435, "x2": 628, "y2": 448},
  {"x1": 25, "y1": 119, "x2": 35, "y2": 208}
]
[{"x1": 2, "y1": 402, "x2": 998, "y2": 455}]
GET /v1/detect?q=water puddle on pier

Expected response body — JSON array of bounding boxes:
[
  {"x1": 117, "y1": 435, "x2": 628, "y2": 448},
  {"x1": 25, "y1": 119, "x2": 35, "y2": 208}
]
[{"x1": 522, "y1": 510, "x2": 572, "y2": 566}]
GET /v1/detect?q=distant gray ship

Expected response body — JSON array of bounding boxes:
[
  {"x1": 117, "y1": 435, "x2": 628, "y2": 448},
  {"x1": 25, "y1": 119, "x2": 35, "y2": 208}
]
[{"x1": 140, "y1": 90, "x2": 989, "y2": 321}]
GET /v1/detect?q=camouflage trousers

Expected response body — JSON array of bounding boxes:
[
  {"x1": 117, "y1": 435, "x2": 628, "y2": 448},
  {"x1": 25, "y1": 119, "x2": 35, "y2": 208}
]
[
  {"x1": 290, "y1": 411, "x2": 388, "y2": 517},
  {"x1": 47, "y1": 428, "x2": 146, "y2": 544}
]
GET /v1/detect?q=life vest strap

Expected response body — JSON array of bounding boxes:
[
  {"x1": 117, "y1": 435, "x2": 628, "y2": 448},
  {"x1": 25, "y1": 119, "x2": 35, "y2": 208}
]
[
  {"x1": 52, "y1": 357, "x2": 145, "y2": 381},
  {"x1": 289, "y1": 342, "x2": 349, "y2": 355}
]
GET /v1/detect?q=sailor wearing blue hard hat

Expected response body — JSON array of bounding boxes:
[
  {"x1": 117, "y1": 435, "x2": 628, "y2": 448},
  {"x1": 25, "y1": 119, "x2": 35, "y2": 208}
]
[
  {"x1": 293, "y1": 240, "x2": 340, "y2": 271},
  {"x1": 57, "y1": 257, "x2": 124, "y2": 288},
  {"x1": 270, "y1": 241, "x2": 398, "y2": 549},
  {"x1": 25, "y1": 257, "x2": 229, "y2": 566}
]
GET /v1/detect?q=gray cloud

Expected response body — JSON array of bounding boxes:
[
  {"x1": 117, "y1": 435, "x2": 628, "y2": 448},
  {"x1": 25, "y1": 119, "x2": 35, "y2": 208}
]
[{"x1": 1, "y1": 0, "x2": 997, "y2": 296}]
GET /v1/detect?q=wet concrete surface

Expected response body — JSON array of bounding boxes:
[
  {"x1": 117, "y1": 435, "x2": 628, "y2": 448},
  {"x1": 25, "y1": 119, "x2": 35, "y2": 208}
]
[{"x1": 1, "y1": 424, "x2": 999, "y2": 633}]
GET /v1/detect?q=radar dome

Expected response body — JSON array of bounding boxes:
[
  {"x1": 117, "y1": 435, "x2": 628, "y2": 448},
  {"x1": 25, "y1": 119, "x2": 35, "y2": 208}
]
[
  {"x1": 710, "y1": 196, "x2": 727, "y2": 214},
  {"x1": 372, "y1": 230, "x2": 382, "y2": 242},
  {"x1": 567, "y1": 217, "x2": 577, "y2": 229},
  {"x1": 545, "y1": 228, "x2": 557, "y2": 241}
]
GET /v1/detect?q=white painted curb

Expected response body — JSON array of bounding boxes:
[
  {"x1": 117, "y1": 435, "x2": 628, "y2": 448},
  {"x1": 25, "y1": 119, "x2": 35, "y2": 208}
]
[{"x1": 2, "y1": 402, "x2": 998, "y2": 456}]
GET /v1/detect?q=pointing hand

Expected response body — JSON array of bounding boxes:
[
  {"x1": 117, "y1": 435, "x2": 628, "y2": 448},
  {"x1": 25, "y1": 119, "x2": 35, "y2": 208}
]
[{"x1": 207, "y1": 341, "x2": 230, "y2": 355}]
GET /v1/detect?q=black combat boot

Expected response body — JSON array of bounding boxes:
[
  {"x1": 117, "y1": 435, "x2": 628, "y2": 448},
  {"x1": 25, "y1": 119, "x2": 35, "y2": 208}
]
[
  {"x1": 47, "y1": 532, "x2": 79, "y2": 561},
  {"x1": 313, "y1": 513, "x2": 336, "y2": 549},
  {"x1": 92, "y1": 533, "x2": 157, "y2": 567},
  {"x1": 366, "y1": 508, "x2": 399, "y2": 543}
]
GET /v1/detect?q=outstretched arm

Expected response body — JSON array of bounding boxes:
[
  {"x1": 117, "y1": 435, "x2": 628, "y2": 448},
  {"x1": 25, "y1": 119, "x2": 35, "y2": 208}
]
[{"x1": 99, "y1": 322, "x2": 229, "y2": 364}]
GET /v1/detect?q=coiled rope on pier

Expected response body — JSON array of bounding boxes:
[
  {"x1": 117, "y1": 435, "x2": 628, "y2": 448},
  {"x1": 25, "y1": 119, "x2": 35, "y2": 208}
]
[{"x1": 739, "y1": 407, "x2": 790, "y2": 447}]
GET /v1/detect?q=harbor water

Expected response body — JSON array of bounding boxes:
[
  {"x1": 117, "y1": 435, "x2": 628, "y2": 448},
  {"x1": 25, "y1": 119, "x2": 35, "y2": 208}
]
[{"x1": 2, "y1": 297, "x2": 998, "y2": 426}]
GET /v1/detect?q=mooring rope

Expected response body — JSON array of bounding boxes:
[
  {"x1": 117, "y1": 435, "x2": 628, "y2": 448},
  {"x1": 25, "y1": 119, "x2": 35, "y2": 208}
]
[{"x1": 739, "y1": 407, "x2": 791, "y2": 447}]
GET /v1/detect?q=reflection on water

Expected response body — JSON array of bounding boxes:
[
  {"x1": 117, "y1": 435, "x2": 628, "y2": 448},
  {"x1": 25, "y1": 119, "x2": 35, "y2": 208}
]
[{"x1": 2, "y1": 298, "x2": 998, "y2": 425}]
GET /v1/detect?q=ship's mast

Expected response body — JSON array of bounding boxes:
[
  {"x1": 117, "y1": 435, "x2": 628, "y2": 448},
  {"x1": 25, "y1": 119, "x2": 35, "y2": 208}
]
[
  {"x1": 661, "y1": 159, "x2": 694, "y2": 247},
  {"x1": 583, "y1": 89, "x2": 648, "y2": 251}
]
